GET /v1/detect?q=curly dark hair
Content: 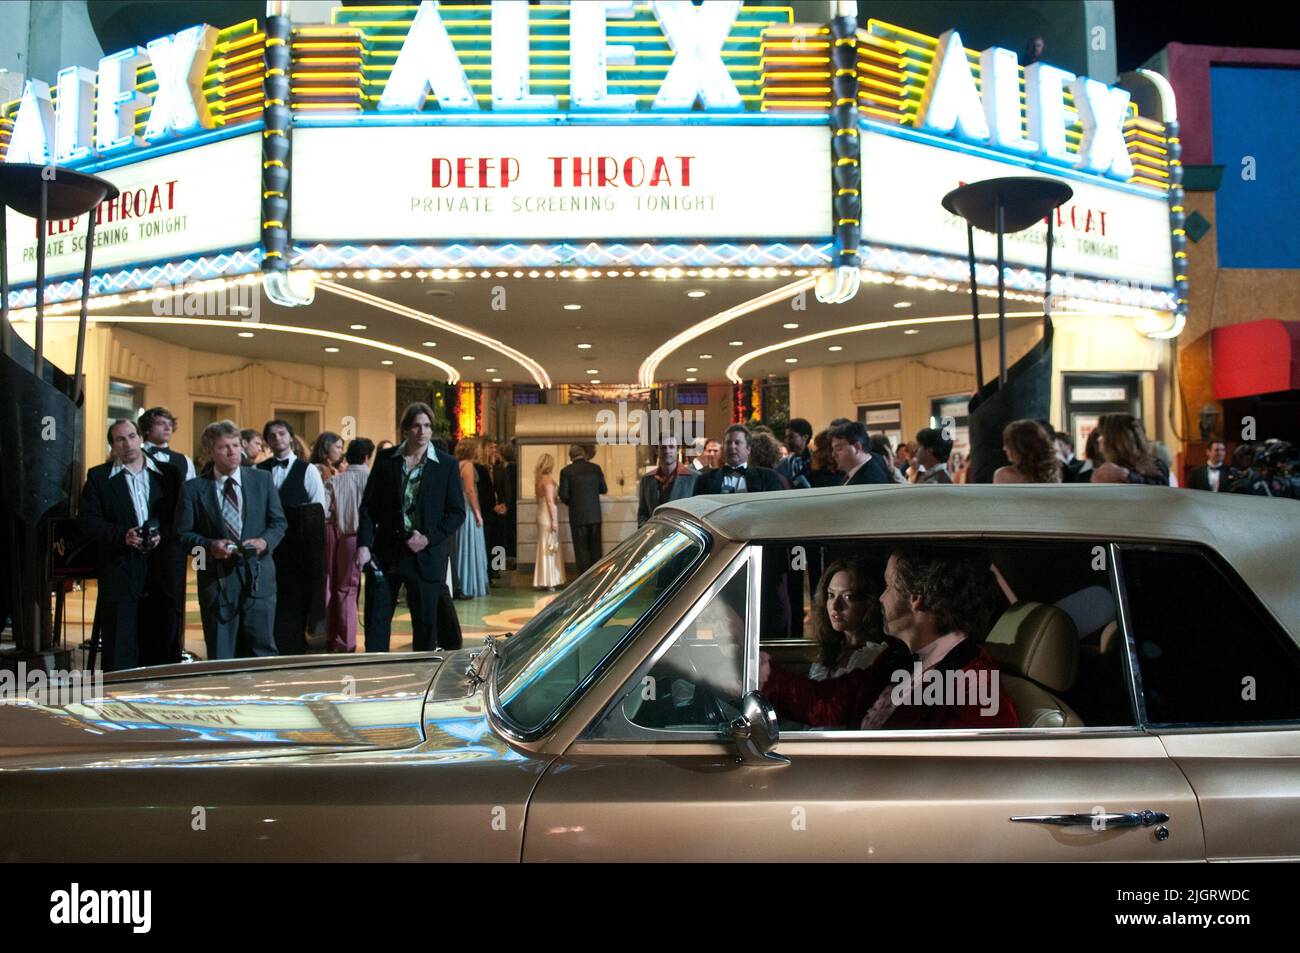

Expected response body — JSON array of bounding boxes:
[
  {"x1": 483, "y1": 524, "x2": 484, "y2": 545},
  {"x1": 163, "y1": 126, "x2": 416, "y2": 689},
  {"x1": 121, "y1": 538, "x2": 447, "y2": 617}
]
[
  {"x1": 890, "y1": 546, "x2": 1004, "y2": 642},
  {"x1": 813, "y1": 557, "x2": 884, "y2": 670},
  {"x1": 1003, "y1": 419, "x2": 1062, "y2": 483},
  {"x1": 749, "y1": 431, "x2": 782, "y2": 469}
]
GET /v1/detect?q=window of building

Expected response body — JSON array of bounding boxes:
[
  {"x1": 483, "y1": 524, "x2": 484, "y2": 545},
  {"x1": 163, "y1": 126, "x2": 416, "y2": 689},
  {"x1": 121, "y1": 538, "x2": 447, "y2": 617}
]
[{"x1": 106, "y1": 379, "x2": 142, "y2": 443}]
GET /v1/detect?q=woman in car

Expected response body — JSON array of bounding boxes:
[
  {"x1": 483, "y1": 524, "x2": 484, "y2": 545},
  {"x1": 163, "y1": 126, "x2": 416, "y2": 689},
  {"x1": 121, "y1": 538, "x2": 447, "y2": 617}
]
[
  {"x1": 1089, "y1": 414, "x2": 1170, "y2": 485},
  {"x1": 994, "y1": 420, "x2": 1062, "y2": 484},
  {"x1": 808, "y1": 558, "x2": 888, "y2": 680}
]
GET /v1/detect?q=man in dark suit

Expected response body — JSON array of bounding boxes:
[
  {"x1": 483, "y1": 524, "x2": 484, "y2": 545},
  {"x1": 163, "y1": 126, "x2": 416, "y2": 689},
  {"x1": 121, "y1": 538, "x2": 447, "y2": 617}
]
[
  {"x1": 176, "y1": 420, "x2": 287, "y2": 661},
  {"x1": 258, "y1": 419, "x2": 327, "y2": 654},
  {"x1": 558, "y1": 444, "x2": 607, "y2": 574},
  {"x1": 830, "y1": 420, "x2": 891, "y2": 486},
  {"x1": 638, "y1": 438, "x2": 698, "y2": 525},
  {"x1": 692, "y1": 425, "x2": 784, "y2": 495},
  {"x1": 78, "y1": 419, "x2": 184, "y2": 671},
  {"x1": 356, "y1": 402, "x2": 466, "y2": 652},
  {"x1": 1188, "y1": 440, "x2": 1229, "y2": 492},
  {"x1": 914, "y1": 427, "x2": 955, "y2": 484}
]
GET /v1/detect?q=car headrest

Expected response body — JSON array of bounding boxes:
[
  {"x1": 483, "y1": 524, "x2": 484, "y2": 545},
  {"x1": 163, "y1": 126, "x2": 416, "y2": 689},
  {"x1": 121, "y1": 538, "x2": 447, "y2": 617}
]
[{"x1": 983, "y1": 601, "x2": 1078, "y2": 692}]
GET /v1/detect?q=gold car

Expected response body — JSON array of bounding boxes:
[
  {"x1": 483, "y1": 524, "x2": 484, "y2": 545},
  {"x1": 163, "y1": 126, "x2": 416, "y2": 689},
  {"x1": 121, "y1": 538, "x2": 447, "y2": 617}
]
[{"x1": 2, "y1": 485, "x2": 1298, "y2": 861}]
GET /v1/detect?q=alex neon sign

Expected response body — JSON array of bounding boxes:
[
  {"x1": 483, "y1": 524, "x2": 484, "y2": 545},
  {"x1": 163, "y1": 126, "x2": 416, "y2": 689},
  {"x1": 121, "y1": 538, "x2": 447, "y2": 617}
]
[
  {"x1": 915, "y1": 29, "x2": 1134, "y2": 181},
  {"x1": 7, "y1": 24, "x2": 219, "y2": 165},
  {"x1": 376, "y1": 0, "x2": 749, "y2": 113}
]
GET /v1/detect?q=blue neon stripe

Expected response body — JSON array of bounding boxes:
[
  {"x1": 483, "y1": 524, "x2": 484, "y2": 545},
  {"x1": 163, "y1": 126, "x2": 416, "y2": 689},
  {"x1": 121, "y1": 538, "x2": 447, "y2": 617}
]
[
  {"x1": 69, "y1": 123, "x2": 266, "y2": 175},
  {"x1": 292, "y1": 112, "x2": 827, "y2": 128}
]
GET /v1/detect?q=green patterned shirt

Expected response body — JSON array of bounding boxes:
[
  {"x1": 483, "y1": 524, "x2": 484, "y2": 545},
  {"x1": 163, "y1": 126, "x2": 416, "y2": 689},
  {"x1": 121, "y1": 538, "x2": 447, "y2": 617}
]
[{"x1": 401, "y1": 448, "x2": 430, "y2": 533}]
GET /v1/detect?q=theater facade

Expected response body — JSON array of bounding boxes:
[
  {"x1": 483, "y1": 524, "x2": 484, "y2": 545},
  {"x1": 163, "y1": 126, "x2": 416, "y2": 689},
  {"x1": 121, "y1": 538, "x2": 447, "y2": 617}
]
[{"x1": 3, "y1": 1, "x2": 1183, "y2": 488}]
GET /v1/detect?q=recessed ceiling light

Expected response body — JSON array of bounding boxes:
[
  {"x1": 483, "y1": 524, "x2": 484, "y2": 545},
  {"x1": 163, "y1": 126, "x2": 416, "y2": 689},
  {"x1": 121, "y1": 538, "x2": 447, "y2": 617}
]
[
  {"x1": 237, "y1": 331, "x2": 254, "y2": 338},
  {"x1": 324, "y1": 346, "x2": 340, "y2": 353},
  {"x1": 698, "y1": 353, "x2": 712, "y2": 359},
  {"x1": 462, "y1": 355, "x2": 475, "y2": 360},
  {"x1": 686, "y1": 377, "x2": 697, "y2": 382},
  {"x1": 785, "y1": 357, "x2": 798, "y2": 363},
  {"x1": 728, "y1": 340, "x2": 744, "y2": 346},
  {"x1": 484, "y1": 367, "x2": 497, "y2": 373},
  {"x1": 422, "y1": 341, "x2": 437, "y2": 347},
  {"x1": 590, "y1": 379, "x2": 601, "y2": 384},
  {"x1": 783, "y1": 322, "x2": 799, "y2": 329},
  {"x1": 563, "y1": 304, "x2": 582, "y2": 311},
  {"x1": 686, "y1": 367, "x2": 698, "y2": 372},
  {"x1": 686, "y1": 289, "x2": 708, "y2": 298},
  {"x1": 350, "y1": 323, "x2": 367, "y2": 330},
  {"x1": 586, "y1": 368, "x2": 599, "y2": 374},
  {"x1": 828, "y1": 345, "x2": 843, "y2": 352},
  {"x1": 903, "y1": 328, "x2": 920, "y2": 335},
  {"x1": 577, "y1": 342, "x2": 592, "y2": 349},
  {"x1": 380, "y1": 359, "x2": 394, "y2": 365},
  {"x1": 491, "y1": 377, "x2": 503, "y2": 383},
  {"x1": 894, "y1": 301, "x2": 913, "y2": 309}
]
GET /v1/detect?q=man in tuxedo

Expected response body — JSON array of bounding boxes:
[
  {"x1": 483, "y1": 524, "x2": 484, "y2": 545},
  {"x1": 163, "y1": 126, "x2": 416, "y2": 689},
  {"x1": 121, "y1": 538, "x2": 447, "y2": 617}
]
[
  {"x1": 357, "y1": 402, "x2": 466, "y2": 652},
  {"x1": 79, "y1": 419, "x2": 184, "y2": 670},
  {"x1": 139, "y1": 406, "x2": 197, "y2": 482},
  {"x1": 914, "y1": 428, "x2": 955, "y2": 484},
  {"x1": 830, "y1": 421, "x2": 891, "y2": 486},
  {"x1": 1053, "y1": 431, "x2": 1085, "y2": 483},
  {"x1": 258, "y1": 419, "x2": 327, "y2": 654},
  {"x1": 692, "y1": 425, "x2": 784, "y2": 495},
  {"x1": 176, "y1": 421, "x2": 287, "y2": 660},
  {"x1": 1188, "y1": 440, "x2": 1229, "y2": 492},
  {"x1": 559, "y1": 445, "x2": 607, "y2": 574}
]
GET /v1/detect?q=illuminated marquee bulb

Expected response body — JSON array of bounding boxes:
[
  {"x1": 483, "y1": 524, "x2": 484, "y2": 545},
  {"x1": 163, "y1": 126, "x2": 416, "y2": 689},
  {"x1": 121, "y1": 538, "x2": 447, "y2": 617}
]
[
  {"x1": 571, "y1": 0, "x2": 637, "y2": 111},
  {"x1": 55, "y1": 67, "x2": 95, "y2": 164},
  {"x1": 1070, "y1": 77, "x2": 1135, "y2": 180},
  {"x1": 378, "y1": 0, "x2": 479, "y2": 112},
  {"x1": 1025, "y1": 62, "x2": 1076, "y2": 164},
  {"x1": 651, "y1": 0, "x2": 743, "y2": 111},
  {"x1": 916, "y1": 30, "x2": 989, "y2": 143},
  {"x1": 144, "y1": 25, "x2": 219, "y2": 141},
  {"x1": 6, "y1": 80, "x2": 55, "y2": 165},
  {"x1": 491, "y1": 0, "x2": 557, "y2": 111},
  {"x1": 96, "y1": 46, "x2": 152, "y2": 154},
  {"x1": 979, "y1": 47, "x2": 1037, "y2": 155}
]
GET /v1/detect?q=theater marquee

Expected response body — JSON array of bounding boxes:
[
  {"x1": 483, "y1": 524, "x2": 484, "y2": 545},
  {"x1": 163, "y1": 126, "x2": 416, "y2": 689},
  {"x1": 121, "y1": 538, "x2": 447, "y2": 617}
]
[{"x1": 291, "y1": 124, "x2": 831, "y2": 243}]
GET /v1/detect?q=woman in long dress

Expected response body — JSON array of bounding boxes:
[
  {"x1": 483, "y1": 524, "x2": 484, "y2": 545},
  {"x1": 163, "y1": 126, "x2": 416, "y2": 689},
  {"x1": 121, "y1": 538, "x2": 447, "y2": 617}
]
[
  {"x1": 453, "y1": 437, "x2": 489, "y2": 599},
  {"x1": 533, "y1": 454, "x2": 565, "y2": 591}
]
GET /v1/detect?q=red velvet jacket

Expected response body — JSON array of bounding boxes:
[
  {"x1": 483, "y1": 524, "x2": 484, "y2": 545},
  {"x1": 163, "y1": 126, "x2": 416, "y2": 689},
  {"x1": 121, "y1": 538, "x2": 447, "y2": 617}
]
[{"x1": 764, "y1": 638, "x2": 1019, "y2": 730}]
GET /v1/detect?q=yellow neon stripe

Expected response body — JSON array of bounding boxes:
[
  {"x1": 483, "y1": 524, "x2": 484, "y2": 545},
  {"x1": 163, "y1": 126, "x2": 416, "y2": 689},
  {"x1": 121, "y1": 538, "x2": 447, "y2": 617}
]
[
  {"x1": 264, "y1": 220, "x2": 284, "y2": 228},
  {"x1": 290, "y1": 71, "x2": 363, "y2": 80},
  {"x1": 760, "y1": 100, "x2": 830, "y2": 109},
  {"x1": 860, "y1": 76, "x2": 905, "y2": 95},
  {"x1": 861, "y1": 106, "x2": 902, "y2": 121},
  {"x1": 291, "y1": 87, "x2": 362, "y2": 95},
  {"x1": 762, "y1": 71, "x2": 832, "y2": 81},
  {"x1": 216, "y1": 105, "x2": 263, "y2": 124},
  {"x1": 263, "y1": 190, "x2": 284, "y2": 198},
  {"x1": 297, "y1": 56, "x2": 364, "y2": 64},
  {"x1": 292, "y1": 102, "x2": 364, "y2": 110}
]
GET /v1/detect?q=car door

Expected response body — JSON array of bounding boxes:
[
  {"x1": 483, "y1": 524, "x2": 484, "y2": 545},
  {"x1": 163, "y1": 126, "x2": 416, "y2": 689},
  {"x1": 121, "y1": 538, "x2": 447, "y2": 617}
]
[
  {"x1": 1118, "y1": 544, "x2": 1300, "y2": 862},
  {"x1": 523, "y1": 544, "x2": 1204, "y2": 862}
]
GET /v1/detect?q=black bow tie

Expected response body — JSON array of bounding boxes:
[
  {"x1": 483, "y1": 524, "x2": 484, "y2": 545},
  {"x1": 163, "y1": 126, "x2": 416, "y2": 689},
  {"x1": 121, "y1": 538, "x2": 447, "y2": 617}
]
[
  {"x1": 721, "y1": 465, "x2": 745, "y2": 476},
  {"x1": 273, "y1": 458, "x2": 292, "y2": 469},
  {"x1": 147, "y1": 447, "x2": 169, "y2": 459}
]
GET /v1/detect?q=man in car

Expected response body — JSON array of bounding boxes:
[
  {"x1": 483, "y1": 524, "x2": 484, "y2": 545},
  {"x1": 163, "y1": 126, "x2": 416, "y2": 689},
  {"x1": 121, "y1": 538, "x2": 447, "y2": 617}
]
[{"x1": 759, "y1": 547, "x2": 1018, "y2": 730}]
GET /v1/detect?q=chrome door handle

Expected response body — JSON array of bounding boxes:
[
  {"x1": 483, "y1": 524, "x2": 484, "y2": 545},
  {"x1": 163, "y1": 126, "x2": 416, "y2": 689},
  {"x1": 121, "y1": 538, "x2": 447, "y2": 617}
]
[{"x1": 1010, "y1": 809, "x2": 1169, "y2": 828}]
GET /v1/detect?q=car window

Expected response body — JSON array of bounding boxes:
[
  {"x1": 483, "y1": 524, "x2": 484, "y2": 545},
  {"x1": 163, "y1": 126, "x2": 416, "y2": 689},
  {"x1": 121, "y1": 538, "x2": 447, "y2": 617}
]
[
  {"x1": 588, "y1": 558, "x2": 748, "y2": 739},
  {"x1": 1119, "y1": 545, "x2": 1300, "y2": 727},
  {"x1": 756, "y1": 539, "x2": 1132, "y2": 733},
  {"x1": 494, "y1": 521, "x2": 706, "y2": 737}
]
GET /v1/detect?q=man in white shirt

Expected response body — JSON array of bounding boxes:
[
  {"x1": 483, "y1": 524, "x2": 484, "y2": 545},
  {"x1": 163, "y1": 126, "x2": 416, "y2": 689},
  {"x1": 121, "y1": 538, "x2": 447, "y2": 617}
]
[
  {"x1": 139, "y1": 406, "x2": 197, "y2": 482},
  {"x1": 257, "y1": 419, "x2": 327, "y2": 653}
]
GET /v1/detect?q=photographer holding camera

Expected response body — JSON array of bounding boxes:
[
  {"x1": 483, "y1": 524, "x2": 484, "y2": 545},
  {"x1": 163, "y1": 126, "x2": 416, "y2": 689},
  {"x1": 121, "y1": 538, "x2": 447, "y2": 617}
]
[
  {"x1": 177, "y1": 420, "x2": 287, "y2": 660},
  {"x1": 79, "y1": 419, "x2": 184, "y2": 671}
]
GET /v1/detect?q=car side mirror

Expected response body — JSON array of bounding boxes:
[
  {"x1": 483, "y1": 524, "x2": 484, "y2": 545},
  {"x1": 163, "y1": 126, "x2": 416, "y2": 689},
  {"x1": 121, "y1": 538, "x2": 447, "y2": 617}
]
[{"x1": 729, "y1": 691, "x2": 789, "y2": 767}]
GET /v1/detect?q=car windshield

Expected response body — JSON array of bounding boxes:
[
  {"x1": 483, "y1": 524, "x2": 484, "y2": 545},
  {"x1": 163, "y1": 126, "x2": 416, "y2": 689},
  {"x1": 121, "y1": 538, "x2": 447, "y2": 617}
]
[{"x1": 494, "y1": 521, "x2": 706, "y2": 736}]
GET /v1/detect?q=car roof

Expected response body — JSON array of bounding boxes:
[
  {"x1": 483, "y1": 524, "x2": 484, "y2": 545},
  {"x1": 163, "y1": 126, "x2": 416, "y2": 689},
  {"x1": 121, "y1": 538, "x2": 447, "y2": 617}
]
[{"x1": 659, "y1": 484, "x2": 1300, "y2": 638}]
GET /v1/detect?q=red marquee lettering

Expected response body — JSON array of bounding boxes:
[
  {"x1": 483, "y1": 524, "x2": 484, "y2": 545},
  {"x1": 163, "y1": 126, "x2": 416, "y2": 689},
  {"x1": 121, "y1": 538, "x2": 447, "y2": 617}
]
[
  {"x1": 501, "y1": 157, "x2": 519, "y2": 188},
  {"x1": 623, "y1": 156, "x2": 645, "y2": 187},
  {"x1": 649, "y1": 156, "x2": 671, "y2": 187},
  {"x1": 677, "y1": 155, "x2": 694, "y2": 187},
  {"x1": 597, "y1": 156, "x2": 618, "y2": 187},
  {"x1": 431, "y1": 158, "x2": 452, "y2": 187}
]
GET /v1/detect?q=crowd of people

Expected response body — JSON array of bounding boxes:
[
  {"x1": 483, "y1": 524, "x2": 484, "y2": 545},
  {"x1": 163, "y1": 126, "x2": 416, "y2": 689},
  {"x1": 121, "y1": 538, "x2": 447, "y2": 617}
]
[
  {"x1": 77, "y1": 398, "x2": 1296, "y2": 672},
  {"x1": 79, "y1": 402, "x2": 520, "y2": 671}
]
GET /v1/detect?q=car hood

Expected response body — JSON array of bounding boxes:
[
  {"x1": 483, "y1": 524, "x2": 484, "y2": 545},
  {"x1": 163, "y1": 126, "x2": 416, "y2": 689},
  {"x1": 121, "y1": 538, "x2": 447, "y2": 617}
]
[{"x1": 0, "y1": 653, "x2": 445, "y2": 766}]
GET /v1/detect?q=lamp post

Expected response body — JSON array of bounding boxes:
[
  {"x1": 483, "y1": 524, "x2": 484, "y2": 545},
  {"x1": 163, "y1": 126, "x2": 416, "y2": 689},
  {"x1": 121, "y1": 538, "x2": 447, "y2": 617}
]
[
  {"x1": 0, "y1": 163, "x2": 118, "y2": 661},
  {"x1": 941, "y1": 176, "x2": 1072, "y2": 483}
]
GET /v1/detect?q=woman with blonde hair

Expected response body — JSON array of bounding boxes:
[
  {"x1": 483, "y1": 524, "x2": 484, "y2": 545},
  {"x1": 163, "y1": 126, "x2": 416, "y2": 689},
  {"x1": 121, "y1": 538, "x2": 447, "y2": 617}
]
[
  {"x1": 1090, "y1": 413, "x2": 1170, "y2": 485},
  {"x1": 453, "y1": 437, "x2": 489, "y2": 598},
  {"x1": 533, "y1": 453, "x2": 565, "y2": 590},
  {"x1": 994, "y1": 420, "x2": 1062, "y2": 483}
]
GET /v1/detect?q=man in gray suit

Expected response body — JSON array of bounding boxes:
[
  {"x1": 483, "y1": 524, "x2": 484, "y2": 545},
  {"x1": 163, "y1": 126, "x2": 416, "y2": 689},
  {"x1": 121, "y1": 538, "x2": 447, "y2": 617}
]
[
  {"x1": 637, "y1": 438, "x2": 697, "y2": 526},
  {"x1": 558, "y1": 444, "x2": 607, "y2": 575},
  {"x1": 177, "y1": 420, "x2": 287, "y2": 660}
]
